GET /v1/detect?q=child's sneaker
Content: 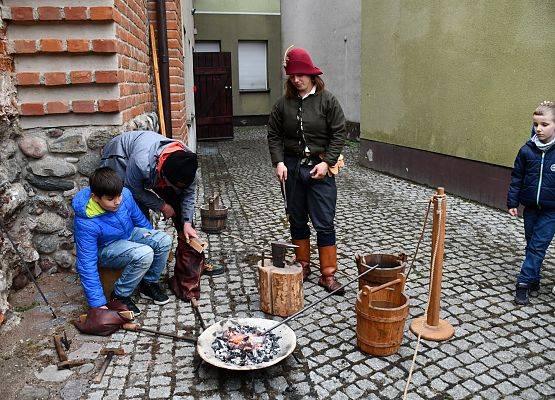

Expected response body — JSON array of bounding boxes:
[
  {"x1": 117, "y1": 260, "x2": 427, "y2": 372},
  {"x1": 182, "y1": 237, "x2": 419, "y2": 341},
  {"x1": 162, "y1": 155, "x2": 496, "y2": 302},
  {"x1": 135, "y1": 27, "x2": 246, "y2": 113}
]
[
  {"x1": 111, "y1": 292, "x2": 141, "y2": 316},
  {"x1": 139, "y1": 281, "x2": 170, "y2": 305},
  {"x1": 529, "y1": 281, "x2": 540, "y2": 297},
  {"x1": 514, "y1": 283, "x2": 530, "y2": 305}
]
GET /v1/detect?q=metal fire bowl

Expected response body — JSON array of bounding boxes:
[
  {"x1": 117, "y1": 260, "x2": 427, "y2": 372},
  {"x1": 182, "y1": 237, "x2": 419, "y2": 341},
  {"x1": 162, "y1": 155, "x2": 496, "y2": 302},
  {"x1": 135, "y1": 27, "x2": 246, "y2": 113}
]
[{"x1": 196, "y1": 317, "x2": 296, "y2": 371}]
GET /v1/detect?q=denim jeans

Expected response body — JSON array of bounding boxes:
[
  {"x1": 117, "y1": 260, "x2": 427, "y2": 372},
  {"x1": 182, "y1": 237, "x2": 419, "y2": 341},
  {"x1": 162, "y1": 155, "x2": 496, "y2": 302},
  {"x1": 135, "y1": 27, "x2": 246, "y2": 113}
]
[
  {"x1": 518, "y1": 207, "x2": 555, "y2": 284},
  {"x1": 99, "y1": 227, "x2": 173, "y2": 297}
]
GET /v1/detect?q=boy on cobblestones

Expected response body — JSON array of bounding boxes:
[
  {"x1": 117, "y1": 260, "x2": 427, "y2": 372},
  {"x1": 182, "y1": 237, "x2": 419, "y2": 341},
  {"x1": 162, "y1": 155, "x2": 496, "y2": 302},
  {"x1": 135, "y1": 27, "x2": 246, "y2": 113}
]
[
  {"x1": 72, "y1": 167, "x2": 173, "y2": 315},
  {"x1": 508, "y1": 101, "x2": 555, "y2": 305}
]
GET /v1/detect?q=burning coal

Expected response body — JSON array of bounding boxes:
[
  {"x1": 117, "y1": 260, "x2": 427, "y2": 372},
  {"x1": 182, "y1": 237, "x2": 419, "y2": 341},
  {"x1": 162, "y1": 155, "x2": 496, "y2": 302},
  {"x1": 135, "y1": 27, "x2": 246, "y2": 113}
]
[{"x1": 211, "y1": 324, "x2": 280, "y2": 365}]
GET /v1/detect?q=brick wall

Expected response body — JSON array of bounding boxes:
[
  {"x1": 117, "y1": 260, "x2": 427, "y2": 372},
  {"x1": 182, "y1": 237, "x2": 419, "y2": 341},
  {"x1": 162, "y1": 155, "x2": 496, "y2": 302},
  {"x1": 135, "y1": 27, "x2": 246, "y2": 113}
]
[
  {"x1": 3, "y1": 0, "x2": 188, "y2": 140},
  {"x1": 147, "y1": 0, "x2": 187, "y2": 141},
  {"x1": 114, "y1": 0, "x2": 153, "y2": 124}
]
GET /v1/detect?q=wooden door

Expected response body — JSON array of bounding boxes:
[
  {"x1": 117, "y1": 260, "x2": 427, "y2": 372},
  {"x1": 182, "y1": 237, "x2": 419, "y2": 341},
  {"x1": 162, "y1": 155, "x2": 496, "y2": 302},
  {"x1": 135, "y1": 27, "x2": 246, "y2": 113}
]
[{"x1": 193, "y1": 52, "x2": 233, "y2": 140}]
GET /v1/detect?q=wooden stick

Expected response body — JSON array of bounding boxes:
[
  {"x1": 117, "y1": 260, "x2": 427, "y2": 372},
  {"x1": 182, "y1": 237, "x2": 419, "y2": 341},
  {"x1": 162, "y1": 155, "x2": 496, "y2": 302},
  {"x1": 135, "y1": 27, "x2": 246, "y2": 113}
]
[
  {"x1": 149, "y1": 24, "x2": 166, "y2": 136},
  {"x1": 57, "y1": 359, "x2": 88, "y2": 370},
  {"x1": 122, "y1": 323, "x2": 197, "y2": 343},
  {"x1": 427, "y1": 188, "x2": 446, "y2": 326},
  {"x1": 53, "y1": 335, "x2": 68, "y2": 362}
]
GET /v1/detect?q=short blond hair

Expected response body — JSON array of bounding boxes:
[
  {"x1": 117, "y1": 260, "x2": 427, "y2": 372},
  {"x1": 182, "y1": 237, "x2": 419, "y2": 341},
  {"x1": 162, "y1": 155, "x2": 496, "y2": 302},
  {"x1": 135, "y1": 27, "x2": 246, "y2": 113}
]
[{"x1": 533, "y1": 100, "x2": 555, "y2": 122}]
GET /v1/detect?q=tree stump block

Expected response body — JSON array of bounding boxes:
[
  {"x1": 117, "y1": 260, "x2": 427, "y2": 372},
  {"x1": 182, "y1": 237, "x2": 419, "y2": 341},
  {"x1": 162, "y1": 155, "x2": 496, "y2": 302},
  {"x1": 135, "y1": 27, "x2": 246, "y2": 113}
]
[
  {"x1": 99, "y1": 267, "x2": 123, "y2": 299},
  {"x1": 258, "y1": 261, "x2": 304, "y2": 317}
]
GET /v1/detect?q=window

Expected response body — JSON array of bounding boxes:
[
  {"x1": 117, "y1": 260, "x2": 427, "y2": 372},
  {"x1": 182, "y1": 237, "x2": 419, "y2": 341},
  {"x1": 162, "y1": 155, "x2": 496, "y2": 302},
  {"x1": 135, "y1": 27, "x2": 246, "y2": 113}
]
[
  {"x1": 194, "y1": 41, "x2": 221, "y2": 52},
  {"x1": 238, "y1": 41, "x2": 268, "y2": 91}
]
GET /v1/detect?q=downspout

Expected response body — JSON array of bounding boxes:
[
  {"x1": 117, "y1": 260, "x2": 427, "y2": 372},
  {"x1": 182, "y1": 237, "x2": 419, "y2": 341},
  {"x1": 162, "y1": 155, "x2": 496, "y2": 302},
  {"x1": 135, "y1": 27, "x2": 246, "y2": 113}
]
[{"x1": 156, "y1": 0, "x2": 173, "y2": 138}]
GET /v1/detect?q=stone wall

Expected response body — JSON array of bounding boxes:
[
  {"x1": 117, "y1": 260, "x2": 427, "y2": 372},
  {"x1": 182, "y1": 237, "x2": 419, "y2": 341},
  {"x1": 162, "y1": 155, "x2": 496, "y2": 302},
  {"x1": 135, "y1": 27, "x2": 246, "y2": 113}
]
[{"x1": 0, "y1": 110, "x2": 158, "y2": 322}]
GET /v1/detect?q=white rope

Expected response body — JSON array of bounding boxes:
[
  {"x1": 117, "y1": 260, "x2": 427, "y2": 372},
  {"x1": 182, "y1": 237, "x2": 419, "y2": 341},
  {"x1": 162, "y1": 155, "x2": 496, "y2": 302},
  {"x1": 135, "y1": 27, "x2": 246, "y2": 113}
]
[{"x1": 403, "y1": 196, "x2": 443, "y2": 399}]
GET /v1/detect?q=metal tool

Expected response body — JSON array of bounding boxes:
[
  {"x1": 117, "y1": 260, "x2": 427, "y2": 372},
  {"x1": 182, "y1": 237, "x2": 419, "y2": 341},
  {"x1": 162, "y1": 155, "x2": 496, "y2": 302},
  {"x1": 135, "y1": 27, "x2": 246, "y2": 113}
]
[
  {"x1": 280, "y1": 179, "x2": 288, "y2": 216},
  {"x1": 58, "y1": 359, "x2": 89, "y2": 370},
  {"x1": 270, "y1": 241, "x2": 298, "y2": 268},
  {"x1": 0, "y1": 219, "x2": 57, "y2": 319},
  {"x1": 191, "y1": 298, "x2": 207, "y2": 330},
  {"x1": 262, "y1": 263, "x2": 379, "y2": 335},
  {"x1": 94, "y1": 348, "x2": 125, "y2": 383},
  {"x1": 61, "y1": 330, "x2": 71, "y2": 351},
  {"x1": 122, "y1": 323, "x2": 197, "y2": 343}
]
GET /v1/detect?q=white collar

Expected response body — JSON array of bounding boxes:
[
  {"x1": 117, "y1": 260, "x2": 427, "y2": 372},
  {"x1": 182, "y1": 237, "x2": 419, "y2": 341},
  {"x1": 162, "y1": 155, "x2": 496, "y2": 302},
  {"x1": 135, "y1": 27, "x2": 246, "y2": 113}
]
[{"x1": 300, "y1": 84, "x2": 316, "y2": 100}]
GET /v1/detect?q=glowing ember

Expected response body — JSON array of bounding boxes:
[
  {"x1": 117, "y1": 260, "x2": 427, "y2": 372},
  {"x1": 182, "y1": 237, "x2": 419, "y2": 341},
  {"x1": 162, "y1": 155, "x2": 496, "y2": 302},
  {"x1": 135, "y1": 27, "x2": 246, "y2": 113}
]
[{"x1": 211, "y1": 324, "x2": 280, "y2": 365}]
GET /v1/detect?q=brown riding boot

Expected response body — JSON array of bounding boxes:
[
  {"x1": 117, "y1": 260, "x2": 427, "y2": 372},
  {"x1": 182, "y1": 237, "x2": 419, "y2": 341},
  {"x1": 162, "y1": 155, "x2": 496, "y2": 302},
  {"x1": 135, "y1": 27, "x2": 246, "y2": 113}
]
[
  {"x1": 292, "y1": 238, "x2": 311, "y2": 279},
  {"x1": 318, "y1": 245, "x2": 345, "y2": 295}
]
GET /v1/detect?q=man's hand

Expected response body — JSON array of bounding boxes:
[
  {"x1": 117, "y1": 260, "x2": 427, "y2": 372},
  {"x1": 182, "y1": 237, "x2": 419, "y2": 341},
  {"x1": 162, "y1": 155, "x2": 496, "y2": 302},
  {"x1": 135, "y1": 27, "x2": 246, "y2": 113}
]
[
  {"x1": 99, "y1": 305, "x2": 108, "y2": 310},
  {"x1": 310, "y1": 162, "x2": 329, "y2": 180},
  {"x1": 508, "y1": 208, "x2": 518, "y2": 217},
  {"x1": 160, "y1": 203, "x2": 176, "y2": 219},
  {"x1": 183, "y1": 222, "x2": 198, "y2": 241},
  {"x1": 275, "y1": 162, "x2": 287, "y2": 182}
]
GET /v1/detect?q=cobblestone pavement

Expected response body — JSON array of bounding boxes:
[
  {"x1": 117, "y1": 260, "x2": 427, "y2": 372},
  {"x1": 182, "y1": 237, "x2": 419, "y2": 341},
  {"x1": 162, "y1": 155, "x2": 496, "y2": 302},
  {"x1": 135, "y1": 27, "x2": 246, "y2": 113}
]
[{"x1": 84, "y1": 127, "x2": 554, "y2": 400}]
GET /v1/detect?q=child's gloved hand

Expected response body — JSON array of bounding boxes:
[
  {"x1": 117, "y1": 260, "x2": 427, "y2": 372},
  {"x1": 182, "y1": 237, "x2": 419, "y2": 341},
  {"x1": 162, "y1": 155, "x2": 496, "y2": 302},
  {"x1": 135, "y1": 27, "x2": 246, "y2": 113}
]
[{"x1": 508, "y1": 208, "x2": 518, "y2": 217}]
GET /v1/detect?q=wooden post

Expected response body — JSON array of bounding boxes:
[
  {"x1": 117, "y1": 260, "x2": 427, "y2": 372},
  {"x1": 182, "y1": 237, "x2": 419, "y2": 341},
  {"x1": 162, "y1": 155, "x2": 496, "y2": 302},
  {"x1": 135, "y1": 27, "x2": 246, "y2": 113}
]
[
  {"x1": 410, "y1": 187, "x2": 454, "y2": 341},
  {"x1": 150, "y1": 24, "x2": 166, "y2": 136}
]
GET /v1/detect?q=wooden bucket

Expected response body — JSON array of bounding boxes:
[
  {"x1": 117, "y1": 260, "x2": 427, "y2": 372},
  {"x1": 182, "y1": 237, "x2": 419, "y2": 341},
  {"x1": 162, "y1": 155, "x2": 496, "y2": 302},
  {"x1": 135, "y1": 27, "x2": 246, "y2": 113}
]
[
  {"x1": 200, "y1": 194, "x2": 228, "y2": 234},
  {"x1": 356, "y1": 273, "x2": 409, "y2": 356},
  {"x1": 258, "y1": 260, "x2": 304, "y2": 317},
  {"x1": 355, "y1": 252, "x2": 407, "y2": 289}
]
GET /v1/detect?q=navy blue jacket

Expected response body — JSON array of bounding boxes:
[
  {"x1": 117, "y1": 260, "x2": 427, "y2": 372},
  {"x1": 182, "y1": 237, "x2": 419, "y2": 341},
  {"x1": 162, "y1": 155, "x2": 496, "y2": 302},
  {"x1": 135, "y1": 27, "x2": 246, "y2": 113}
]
[
  {"x1": 507, "y1": 140, "x2": 555, "y2": 209},
  {"x1": 72, "y1": 187, "x2": 152, "y2": 307}
]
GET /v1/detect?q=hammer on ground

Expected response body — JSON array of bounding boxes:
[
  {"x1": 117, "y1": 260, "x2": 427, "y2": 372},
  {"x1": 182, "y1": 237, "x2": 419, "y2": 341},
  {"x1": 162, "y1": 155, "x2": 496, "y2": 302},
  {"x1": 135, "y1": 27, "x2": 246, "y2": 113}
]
[
  {"x1": 54, "y1": 335, "x2": 90, "y2": 370},
  {"x1": 93, "y1": 347, "x2": 124, "y2": 383}
]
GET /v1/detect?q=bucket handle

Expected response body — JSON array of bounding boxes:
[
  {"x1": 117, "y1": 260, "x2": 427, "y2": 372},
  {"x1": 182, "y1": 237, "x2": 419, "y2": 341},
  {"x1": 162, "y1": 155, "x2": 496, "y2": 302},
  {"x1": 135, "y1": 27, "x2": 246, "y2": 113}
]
[
  {"x1": 358, "y1": 273, "x2": 406, "y2": 304},
  {"x1": 207, "y1": 194, "x2": 222, "y2": 212}
]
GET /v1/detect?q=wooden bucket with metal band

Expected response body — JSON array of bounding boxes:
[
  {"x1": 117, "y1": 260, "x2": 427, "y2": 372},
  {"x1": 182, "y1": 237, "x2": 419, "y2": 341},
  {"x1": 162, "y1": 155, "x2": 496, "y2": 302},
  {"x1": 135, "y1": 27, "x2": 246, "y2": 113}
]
[
  {"x1": 200, "y1": 194, "x2": 228, "y2": 234},
  {"x1": 355, "y1": 252, "x2": 407, "y2": 289},
  {"x1": 356, "y1": 273, "x2": 409, "y2": 356}
]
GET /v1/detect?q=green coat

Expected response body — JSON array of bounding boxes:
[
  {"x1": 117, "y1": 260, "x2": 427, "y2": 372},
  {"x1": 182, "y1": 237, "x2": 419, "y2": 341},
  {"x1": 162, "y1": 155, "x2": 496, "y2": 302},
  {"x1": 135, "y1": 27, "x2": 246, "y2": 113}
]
[{"x1": 267, "y1": 89, "x2": 346, "y2": 166}]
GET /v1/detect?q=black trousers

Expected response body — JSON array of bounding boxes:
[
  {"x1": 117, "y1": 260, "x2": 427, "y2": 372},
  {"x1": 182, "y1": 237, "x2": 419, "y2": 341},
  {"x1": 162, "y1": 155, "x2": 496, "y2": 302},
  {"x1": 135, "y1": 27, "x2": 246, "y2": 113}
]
[
  {"x1": 138, "y1": 186, "x2": 185, "y2": 233},
  {"x1": 284, "y1": 155, "x2": 337, "y2": 247}
]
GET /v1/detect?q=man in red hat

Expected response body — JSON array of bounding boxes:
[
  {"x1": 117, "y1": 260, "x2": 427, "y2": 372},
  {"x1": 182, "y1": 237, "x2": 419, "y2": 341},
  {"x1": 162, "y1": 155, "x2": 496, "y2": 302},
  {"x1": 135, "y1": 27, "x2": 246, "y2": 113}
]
[{"x1": 268, "y1": 47, "x2": 347, "y2": 294}]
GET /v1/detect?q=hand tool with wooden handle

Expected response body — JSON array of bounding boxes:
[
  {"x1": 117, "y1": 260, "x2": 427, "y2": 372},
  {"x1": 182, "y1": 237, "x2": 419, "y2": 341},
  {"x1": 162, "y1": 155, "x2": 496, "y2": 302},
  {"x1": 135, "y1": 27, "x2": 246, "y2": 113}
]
[
  {"x1": 93, "y1": 348, "x2": 124, "y2": 383},
  {"x1": 58, "y1": 359, "x2": 89, "y2": 370},
  {"x1": 122, "y1": 323, "x2": 197, "y2": 343},
  {"x1": 53, "y1": 335, "x2": 68, "y2": 362}
]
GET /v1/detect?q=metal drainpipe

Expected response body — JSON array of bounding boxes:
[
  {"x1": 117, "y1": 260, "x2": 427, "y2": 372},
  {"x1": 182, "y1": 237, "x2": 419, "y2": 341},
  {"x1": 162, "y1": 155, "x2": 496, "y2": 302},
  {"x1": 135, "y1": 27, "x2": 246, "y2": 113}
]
[{"x1": 156, "y1": 0, "x2": 173, "y2": 138}]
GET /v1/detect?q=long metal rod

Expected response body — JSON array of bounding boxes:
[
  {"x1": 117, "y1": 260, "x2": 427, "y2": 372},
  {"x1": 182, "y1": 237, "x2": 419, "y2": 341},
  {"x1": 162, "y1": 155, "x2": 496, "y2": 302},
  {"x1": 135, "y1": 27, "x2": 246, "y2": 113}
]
[
  {"x1": 0, "y1": 219, "x2": 57, "y2": 318},
  {"x1": 220, "y1": 231, "x2": 266, "y2": 250},
  {"x1": 262, "y1": 263, "x2": 379, "y2": 335},
  {"x1": 191, "y1": 298, "x2": 207, "y2": 330},
  {"x1": 123, "y1": 323, "x2": 197, "y2": 343}
]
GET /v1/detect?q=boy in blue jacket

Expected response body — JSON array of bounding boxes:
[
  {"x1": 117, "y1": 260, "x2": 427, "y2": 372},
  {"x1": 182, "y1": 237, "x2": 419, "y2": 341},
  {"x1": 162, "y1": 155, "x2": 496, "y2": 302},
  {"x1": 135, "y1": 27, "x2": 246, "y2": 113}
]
[
  {"x1": 72, "y1": 167, "x2": 173, "y2": 315},
  {"x1": 507, "y1": 101, "x2": 555, "y2": 305}
]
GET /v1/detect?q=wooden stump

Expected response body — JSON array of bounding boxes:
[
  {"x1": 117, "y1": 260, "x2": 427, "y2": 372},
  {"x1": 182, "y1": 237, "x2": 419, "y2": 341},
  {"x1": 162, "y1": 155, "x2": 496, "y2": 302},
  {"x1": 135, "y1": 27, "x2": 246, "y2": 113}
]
[
  {"x1": 258, "y1": 261, "x2": 304, "y2": 317},
  {"x1": 99, "y1": 267, "x2": 123, "y2": 299}
]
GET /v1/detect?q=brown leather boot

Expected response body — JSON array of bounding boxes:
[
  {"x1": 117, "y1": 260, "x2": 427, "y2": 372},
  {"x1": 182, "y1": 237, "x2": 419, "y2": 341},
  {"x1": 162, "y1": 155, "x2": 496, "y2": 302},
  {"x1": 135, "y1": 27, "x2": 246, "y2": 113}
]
[
  {"x1": 292, "y1": 238, "x2": 311, "y2": 279},
  {"x1": 318, "y1": 245, "x2": 345, "y2": 295}
]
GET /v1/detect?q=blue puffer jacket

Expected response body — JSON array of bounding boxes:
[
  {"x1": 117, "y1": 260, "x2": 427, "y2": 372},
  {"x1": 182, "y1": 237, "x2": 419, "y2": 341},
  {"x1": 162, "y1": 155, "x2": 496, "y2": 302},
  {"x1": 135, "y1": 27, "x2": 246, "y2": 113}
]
[
  {"x1": 507, "y1": 140, "x2": 555, "y2": 209},
  {"x1": 72, "y1": 187, "x2": 152, "y2": 307}
]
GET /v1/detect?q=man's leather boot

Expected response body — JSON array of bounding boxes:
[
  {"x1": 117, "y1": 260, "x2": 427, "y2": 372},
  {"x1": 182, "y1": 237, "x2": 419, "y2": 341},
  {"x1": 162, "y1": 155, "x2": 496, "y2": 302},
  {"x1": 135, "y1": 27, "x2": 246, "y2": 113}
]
[
  {"x1": 318, "y1": 245, "x2": 345, "y2": 295},
  {"x1": 292, "y1": 238, "x2": 311, "y2": 279}
]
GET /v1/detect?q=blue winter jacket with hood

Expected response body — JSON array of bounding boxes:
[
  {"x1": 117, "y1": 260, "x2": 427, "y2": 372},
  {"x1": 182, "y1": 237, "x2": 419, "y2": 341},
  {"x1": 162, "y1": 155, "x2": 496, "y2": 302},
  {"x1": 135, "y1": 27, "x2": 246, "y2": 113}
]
[
  {"x1": 507, "y1": 139, "x2": 555, "y2": 210},
  {"x1": 72, "y1": 187, "x2": 152, "y2": 307}
]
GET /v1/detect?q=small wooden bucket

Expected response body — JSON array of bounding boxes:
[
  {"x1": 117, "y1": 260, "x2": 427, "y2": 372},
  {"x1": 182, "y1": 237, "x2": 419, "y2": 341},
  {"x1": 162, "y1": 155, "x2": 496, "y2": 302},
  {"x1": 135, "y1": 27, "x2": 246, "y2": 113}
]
[
  {"x1": 355, "y1": 252, "x2": 407, "y2": 289},
  {"x1": 356, "y1": 273, "x2": 409, "y2": 356},
  {"x1": 200, "y1": 194, "x2": 228, "y2": 234}
]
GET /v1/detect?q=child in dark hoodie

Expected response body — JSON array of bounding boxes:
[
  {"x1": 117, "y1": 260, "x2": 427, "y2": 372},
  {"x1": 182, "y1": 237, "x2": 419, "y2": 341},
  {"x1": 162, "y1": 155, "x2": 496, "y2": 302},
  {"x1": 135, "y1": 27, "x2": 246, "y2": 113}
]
[
  {"x1": 507, "y1": 101, "x2": 555, "y2": 305},
  {"x1": 72, "y1": 167, "x2": 173, "y2": 315}
]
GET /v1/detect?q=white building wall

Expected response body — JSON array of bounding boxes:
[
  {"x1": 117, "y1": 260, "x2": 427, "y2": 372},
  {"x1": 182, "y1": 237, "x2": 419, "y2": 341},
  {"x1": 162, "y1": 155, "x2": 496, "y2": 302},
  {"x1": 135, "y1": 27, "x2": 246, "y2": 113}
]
[
  {"x1": 280, "y1": 0, "x2": 360, "y2": 123},
  {"x1": 181, "y1": 0, "x2": 197, "y2": 151}
]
